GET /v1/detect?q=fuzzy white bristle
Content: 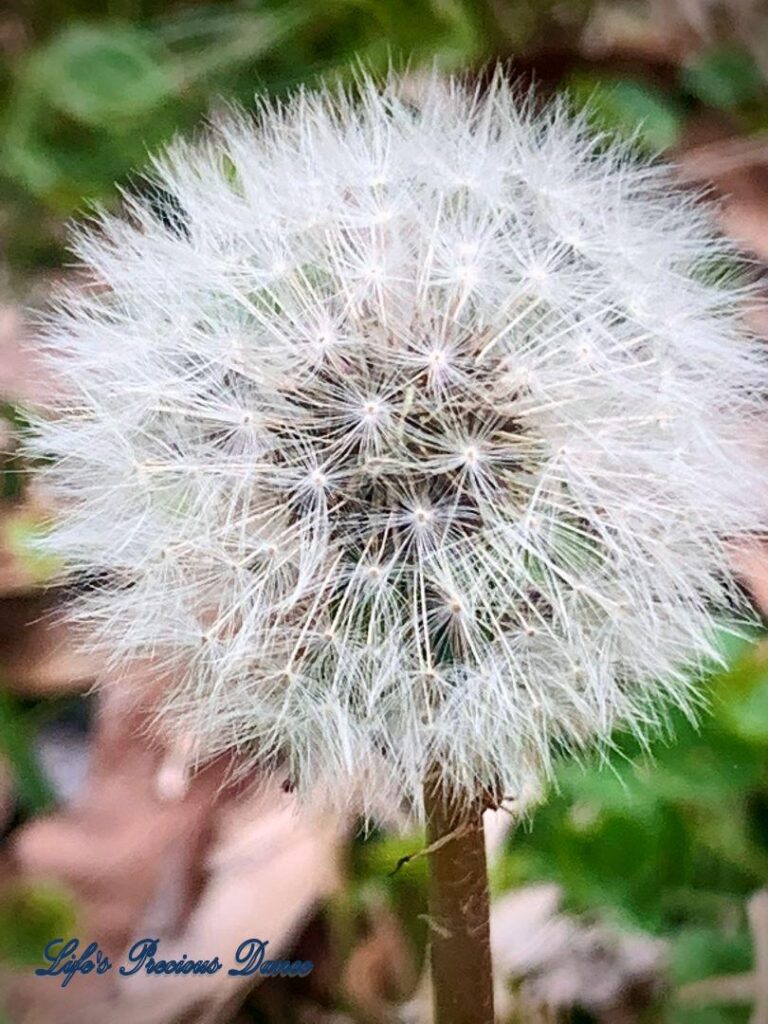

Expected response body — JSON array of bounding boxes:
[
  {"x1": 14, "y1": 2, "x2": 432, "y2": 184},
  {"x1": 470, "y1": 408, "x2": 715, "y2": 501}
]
[{"x1": 29, "y1": 69, "x2": 768, "y2": 820}]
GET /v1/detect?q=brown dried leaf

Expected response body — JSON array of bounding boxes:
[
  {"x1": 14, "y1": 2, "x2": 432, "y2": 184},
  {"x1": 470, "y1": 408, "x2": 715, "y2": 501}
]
[
  {"x1": 342, "y1": 897, "x2": 417, "y2": 1024},
  {"x1": 5, "y1": 683, "x2": 344, "y2": 1024}
]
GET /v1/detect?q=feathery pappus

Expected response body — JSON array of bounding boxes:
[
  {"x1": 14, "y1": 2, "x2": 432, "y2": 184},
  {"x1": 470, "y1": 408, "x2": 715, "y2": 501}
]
[{"x1": 29, "y1": 69, "x2": 768, "y2": 819}]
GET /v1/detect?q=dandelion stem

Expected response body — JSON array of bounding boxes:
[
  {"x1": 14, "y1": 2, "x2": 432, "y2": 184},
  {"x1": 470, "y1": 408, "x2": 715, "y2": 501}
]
[{"x1": 424, "y1": 776, "x2": 494, "y2": 1024}]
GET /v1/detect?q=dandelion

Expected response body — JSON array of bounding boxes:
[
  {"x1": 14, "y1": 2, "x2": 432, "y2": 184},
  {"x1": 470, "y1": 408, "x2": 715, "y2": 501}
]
[{"x1": 29, "y1": 69, "x2": 767, "y2": 1024}]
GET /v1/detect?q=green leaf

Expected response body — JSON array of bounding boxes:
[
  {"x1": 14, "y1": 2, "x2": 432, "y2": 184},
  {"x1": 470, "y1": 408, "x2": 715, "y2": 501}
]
[
  {"x1": 681, "y1": 45, "x2": 764, "y2": 111},
  {"x1": 669, "y1": 925, "x2": 752, "y2": 987},
  {"x1": 34, "y1": 24, "x2": 173, "y2": 127},
  {"x1": 713, "y1": 642, "x2": 768, "y2": 742},
  {"x1": 567, "y1": 74, "x2": 683, "y2": 152},
  {"x1": 0, "y1": 690, "x2": 55, "y2": 815},
  {"x1": 0, "y1": 882, "x2": 76, "y2": 968}
]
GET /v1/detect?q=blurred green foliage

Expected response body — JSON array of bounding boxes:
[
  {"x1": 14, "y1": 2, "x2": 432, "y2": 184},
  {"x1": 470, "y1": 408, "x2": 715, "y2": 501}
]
[
  {"x1": 0, "y1": 0, "x2": 501, "y2": 275},
  {"x1": 3, "y1": 3, "x2": 768, "y2": 280},
  {"x1": 350, "y1": 829, "x2": 430, "y2": 962},
  {"x1": 0, "y1": 690, "x2": 55, "y2": 816},
  {"x1": 0, "y1": 882, "x2": 76, "y2": 969},
  {"x1": 566, "y1": 73, "x2": 685, "y2": 152},
  {"x1": 681, "y1": 44, "x2": 765, "y2": 112}
]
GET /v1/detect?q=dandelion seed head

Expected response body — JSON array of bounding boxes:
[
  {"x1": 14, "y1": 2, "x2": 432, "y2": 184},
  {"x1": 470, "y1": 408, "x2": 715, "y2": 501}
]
[{"x1": 29, "y1": 69, "x2": 768, "y2": 820}]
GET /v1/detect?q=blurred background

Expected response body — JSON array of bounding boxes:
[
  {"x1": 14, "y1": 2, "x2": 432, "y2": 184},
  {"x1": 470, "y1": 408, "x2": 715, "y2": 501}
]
[{"x1": 2, "y1": 2, "x2": 768, "y2": 1022}]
